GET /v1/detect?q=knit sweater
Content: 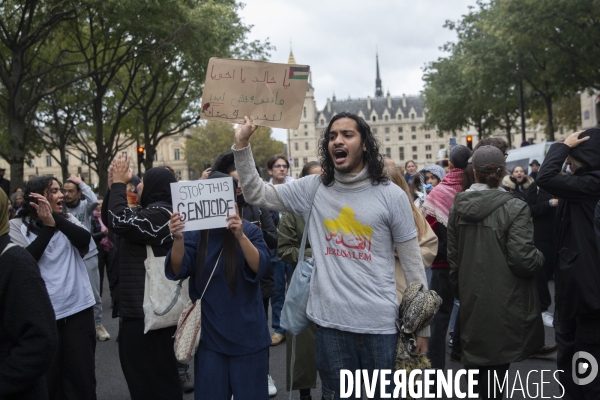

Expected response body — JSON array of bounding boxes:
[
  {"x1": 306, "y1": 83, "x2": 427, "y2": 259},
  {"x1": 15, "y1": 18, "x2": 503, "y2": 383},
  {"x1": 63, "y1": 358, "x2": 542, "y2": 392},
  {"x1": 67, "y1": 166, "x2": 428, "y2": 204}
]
[{"x1": 233, "y1": 144, "x2": 429, "y2": 337}]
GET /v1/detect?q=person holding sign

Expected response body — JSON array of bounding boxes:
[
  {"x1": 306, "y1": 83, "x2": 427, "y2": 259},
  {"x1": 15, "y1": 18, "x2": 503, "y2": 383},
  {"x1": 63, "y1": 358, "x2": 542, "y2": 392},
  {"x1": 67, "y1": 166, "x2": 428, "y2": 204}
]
[
  {"x1": 166, "y1": 171, "x2": 271, "y2": 400},
  {"x1": 231, "y1": 113, "x2": 429, "y2": 399},
  {"x1": 101, "y1": 157, "x2": 182, "y2": 400}
]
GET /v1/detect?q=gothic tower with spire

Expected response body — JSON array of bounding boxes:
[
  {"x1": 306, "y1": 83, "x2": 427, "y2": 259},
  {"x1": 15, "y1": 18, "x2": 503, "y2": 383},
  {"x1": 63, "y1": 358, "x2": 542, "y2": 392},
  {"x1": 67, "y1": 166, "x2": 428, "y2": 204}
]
[{"x1": 375, "y1": 52, "x2": 383, "y2": 98}]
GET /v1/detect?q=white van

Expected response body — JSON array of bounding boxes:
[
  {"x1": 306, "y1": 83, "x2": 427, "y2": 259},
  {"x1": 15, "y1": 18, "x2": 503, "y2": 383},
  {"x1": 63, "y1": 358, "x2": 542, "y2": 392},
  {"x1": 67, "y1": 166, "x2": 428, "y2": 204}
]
[{"x1": 505, "y1": 141, "x2": 555, "y2": 174}]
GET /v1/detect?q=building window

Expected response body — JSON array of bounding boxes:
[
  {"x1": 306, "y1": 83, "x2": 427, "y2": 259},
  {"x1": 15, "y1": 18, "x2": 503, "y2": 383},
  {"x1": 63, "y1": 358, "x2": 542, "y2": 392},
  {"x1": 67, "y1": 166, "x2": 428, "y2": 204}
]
[
  {"x1": 305, "y1": 142, "x2": 309, "y2": 150},
  {"x1": 373, "y1": 128, "x2": 378, "y2": 134},
  {"x1": 303, "y1": 157, "x2": 308, "y2": 165},
  {"x1": 304, "y1": 107, "x2": 307, "y2": 118},
  {"x1": 412, "y1": 154, "x2": 417, "y2": 160},
  {"x1": 411, "y1": 135, "x2": 416, "y2": 140},
  {"x1": 305, "y1": 131, "x2": 308, "y2": 136},
  {"x1": 81, "y1": 154, "x2": 86, "y2": 165},
  {"x1": 176, "y1": 171, "x2": 182, "y2": 179},
  {"x1": 294, "y1": 131, "x2": 298, "y2": 136},
  {"x1": 411, "y1": 114, "x2": 415, "y2": 120},
  {"x1": 398, "y1": 127, "x2": 403, "y2": 133},
  {"x1": 372, "y1": 116, "x2": 376, "y2": 122},
  {"x1": 294, "y1": 158, "x2": 299, "y2": 168},
  {"x1": 425, "y1": 145, "x2": 432, "y2": 151},
  {"x1": 426, "y1": 154, "x2": 432, "y2": 159},
  {"x1": 439, "y1": 144, "x2": 445, "y2": 149},
  {"x1": 28, "y1": 159, "x2": 34, "y2": 168},
  {"x1": 320, "y1": 119, "x2": 324, "y2": 125},
  {"x1": 304, "y1": 124, "x2": 307, "y2": 128},
  {"x1": 384, "y1": 115, "x2": 388, "y2": 121},
  {"x1": 425, "y1": 134, "x2": 431, "y2": 139},
  {"x1": 411, "y1": 126, "x2": 416, "y2": 132},
  {"x1": 46, "y1": 155, "x2": 52, "y2": 167},
  {"x1": 174, "y1": 149, "x2": 180, "y2": 160},
  {"x1": 412, "y1": 146, "x2": 417, "y2": 152},
  {"x1": 399, "y1": 147, "x2": 405, "y2": 160},
  {"x1": 385, "y1": 127, "x2": 389, "y2": 134},
  {"x1": 174, "y1": 137, "x2": 179, "y2": 142},
  {"x1": 385, "y1": 148, "x2": 391, "y2": 157},
  {"x1": 154, "y1": 153, "x2": 158, "y2": 161},
  {"x1": 295, "y1": 143, "x2": 298, "y2": 151},
  {"x1": 385, "y1": 136, "x2": 390, "y2": 141},
  {"x1": 584, "y1": 110, "x2": 590, "y2": 120},
  {"x1": 398, "y1": 135, "x2": 403, "y2": 141},
  {"x1": 398, "y1": 115, "x2": 402, "y2": 120}
]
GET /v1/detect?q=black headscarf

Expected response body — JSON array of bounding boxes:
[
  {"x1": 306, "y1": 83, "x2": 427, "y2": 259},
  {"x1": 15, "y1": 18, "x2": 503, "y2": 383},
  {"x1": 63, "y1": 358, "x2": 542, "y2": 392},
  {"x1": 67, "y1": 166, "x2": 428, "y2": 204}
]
[
  {"x1": 139, "y1": 167, "x2": 177, "y2": 208},
  {"x1": 570, "y1": 128, "x2": 600, "y2": 171}
]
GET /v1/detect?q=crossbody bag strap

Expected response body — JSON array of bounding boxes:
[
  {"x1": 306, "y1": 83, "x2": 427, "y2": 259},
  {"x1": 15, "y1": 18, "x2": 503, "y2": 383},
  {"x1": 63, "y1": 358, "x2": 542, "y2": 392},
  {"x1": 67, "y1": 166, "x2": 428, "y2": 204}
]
[
  {"x1": 199, "y1": 248, "x2": 223, "y2": 302},
  {"x1": 297, "y1": 178, "x2": 321, "y2": 261},
  {"x1": 0, "y1": 243, "x2": 16, "y2": 258}
]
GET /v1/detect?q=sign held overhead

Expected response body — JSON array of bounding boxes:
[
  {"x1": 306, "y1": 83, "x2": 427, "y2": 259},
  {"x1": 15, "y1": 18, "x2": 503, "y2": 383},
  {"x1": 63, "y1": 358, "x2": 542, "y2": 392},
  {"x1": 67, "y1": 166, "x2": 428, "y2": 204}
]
[{"x1": 201, "y1": 58, "x2": 310, "y2": 129}]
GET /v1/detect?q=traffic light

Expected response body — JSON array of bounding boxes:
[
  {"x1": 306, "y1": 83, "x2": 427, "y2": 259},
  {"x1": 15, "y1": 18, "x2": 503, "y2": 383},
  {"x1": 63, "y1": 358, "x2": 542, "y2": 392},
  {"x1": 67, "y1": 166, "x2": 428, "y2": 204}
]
[
  {"x1": 466, "y1": 135, "x2": 473, "y2": 150},
  {"x1": 137, "y1": 146, "x2": 145, "y2": 164}
]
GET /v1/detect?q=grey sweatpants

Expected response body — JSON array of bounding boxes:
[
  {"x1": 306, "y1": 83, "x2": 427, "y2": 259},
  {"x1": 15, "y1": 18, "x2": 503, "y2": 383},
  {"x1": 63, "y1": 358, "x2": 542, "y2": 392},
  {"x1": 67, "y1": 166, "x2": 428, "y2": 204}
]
[{"x1": 83, "y1": 255, "x2": 103, "y2": 326}]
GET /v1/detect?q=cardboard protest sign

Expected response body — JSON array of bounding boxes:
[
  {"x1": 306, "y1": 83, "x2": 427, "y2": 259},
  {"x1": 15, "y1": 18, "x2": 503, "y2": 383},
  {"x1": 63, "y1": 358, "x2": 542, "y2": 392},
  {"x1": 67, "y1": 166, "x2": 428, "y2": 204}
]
[
  {"x1": 171, "y1": 177, "x2": 236, "y2": 232},
  {"x1": 201, "y1": 57, "x2": 310, "y2": 129}
]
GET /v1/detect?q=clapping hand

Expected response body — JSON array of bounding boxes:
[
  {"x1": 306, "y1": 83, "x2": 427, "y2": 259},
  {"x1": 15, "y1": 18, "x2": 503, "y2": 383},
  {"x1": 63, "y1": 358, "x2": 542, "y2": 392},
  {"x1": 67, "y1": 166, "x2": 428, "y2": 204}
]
[
  {"x1": 112, "y1": 155, "x2": 133, "y2": 185},
  {"x1": 29, "y1": 193, "x2": 56, "y2": 227}
]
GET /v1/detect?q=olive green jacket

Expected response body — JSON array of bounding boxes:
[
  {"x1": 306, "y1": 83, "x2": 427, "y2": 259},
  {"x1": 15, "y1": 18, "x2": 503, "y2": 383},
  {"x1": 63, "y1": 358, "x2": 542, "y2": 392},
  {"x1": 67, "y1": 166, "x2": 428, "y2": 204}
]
[{"x1": 448, "y1": 187, "x2": 545, "y2": 366}]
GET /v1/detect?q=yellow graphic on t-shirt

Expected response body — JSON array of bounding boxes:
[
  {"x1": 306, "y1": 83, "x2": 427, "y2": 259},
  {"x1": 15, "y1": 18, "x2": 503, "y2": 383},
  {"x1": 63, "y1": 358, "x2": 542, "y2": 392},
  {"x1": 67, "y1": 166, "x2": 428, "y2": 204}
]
[{"x1": 323, "y1": 206, "x2": 372, "y2": 252}]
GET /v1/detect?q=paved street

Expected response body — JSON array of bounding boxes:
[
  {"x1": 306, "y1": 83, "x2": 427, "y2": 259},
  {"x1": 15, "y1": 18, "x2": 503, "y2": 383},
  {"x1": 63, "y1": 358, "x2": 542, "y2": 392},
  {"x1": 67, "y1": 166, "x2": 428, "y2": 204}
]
[{"x1": 96, "y1": 278, "x2": 562, "y2": 400}]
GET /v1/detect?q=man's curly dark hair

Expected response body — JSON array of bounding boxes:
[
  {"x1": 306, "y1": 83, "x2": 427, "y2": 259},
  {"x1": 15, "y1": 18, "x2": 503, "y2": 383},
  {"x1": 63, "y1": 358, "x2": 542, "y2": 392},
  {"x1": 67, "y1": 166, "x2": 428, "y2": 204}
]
[
  {"x1": 19, "y1": 176, "x2": 64, "y2": 235},
  {"x1": 318, "y1": 112, "x2": 388, "y2": 187}
]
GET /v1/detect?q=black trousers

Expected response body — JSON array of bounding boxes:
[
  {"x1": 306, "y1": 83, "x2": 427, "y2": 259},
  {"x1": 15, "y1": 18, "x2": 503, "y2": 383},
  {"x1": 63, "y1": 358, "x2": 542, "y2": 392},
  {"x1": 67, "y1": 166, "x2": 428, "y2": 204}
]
[
  {"x1": 534, "y1": 239, "x2": 553, "y2": 311},
  {"x1": 555, "y1": 312, "x2": 600, "y2": 399},
  {"x1": 118, "y1": 319, "x2": 182, "y2": 400},
  {"x1": 96, "y1": 247, "x2": 115, "y2": 296},
  {"x1": 466, "y1": 364, "x2": 510, "y2": 400},
  {"x1": 46, "y1": 307, "x2": 96, "y2": 400},
  {"x1": 427, "y1": 268, "x2": 454, "y2": 370}
]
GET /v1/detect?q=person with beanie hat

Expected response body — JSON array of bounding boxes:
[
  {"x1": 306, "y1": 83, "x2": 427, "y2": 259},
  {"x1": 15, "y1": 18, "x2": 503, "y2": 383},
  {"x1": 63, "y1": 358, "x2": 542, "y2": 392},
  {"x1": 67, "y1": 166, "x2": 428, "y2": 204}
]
[
  {"x1": 537, "y1": 129, "x2": 600, "y2": 399},
  {"x1": 423, "y1": 145, "x2": 471, "y2": 371}
]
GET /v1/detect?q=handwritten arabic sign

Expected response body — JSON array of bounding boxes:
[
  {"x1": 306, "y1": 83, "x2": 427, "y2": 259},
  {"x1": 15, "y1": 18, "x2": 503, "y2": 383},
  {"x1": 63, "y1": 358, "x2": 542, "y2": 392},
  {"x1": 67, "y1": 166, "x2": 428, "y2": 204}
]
[
  {"x1": 201, "y1": 58, "x2": 310, "y2": 129},
  {"x1": 171, "y1": 177, "x2": 236, "y2": 232}
]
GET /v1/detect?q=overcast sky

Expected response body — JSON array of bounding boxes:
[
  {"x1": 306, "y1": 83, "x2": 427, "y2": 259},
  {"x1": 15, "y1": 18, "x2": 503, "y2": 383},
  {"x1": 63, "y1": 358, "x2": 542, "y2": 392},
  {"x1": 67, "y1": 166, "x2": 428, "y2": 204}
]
[{"x1": 238, "y1": 0, "x2": 479, "y2": 141}]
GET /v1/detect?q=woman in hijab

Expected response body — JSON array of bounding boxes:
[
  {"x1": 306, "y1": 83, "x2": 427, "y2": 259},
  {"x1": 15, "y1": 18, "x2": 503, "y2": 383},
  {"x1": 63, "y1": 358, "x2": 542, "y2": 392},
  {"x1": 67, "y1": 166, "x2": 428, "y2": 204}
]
[
  {"x1": 166, "y1": 171, "x2": 271, "y2": 400},
  {"x1": 9, "y1": 176, "x2": 96, "y2": 399},
  {"x1": 0, "y1": 189, "x2": 58, "y2": 400},
  {"x1": 101, "y1": 156, "x2": 181, "y2": 400}
]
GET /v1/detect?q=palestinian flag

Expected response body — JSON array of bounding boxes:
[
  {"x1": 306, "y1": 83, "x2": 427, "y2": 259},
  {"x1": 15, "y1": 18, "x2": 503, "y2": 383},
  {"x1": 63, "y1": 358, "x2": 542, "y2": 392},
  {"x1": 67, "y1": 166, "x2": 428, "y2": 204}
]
[{"x1": 289, "y1": 66, "x2": 309, "y2": 80}]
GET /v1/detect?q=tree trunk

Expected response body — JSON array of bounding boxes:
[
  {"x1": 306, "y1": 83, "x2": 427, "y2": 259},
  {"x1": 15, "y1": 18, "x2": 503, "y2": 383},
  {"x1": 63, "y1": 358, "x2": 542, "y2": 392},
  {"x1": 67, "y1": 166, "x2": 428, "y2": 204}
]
[
  {"x1": 144, "y1": 144, "x2": 155, "y2": 171},
  {"x1": 60, "y1": 147, "x2": 70, "y2": 182},
  {"x1": 8, "y1": 116, "x2": 26, "y2": 192},
  {"x1": 92, "y1": 94, "x2": 109, "y2": 194},
  {"x1": 545, "y1": 96, "x2": 555, "y2": 141},
  {"x1": 504, "y1": 111, "x2": 513, "y2": 149}
]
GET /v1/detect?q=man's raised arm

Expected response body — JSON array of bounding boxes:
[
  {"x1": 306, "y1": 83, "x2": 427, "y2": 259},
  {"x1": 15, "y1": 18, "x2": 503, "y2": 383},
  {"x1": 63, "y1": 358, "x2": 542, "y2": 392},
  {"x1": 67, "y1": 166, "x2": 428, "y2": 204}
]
[{"x1": 232, "y1": 116, "x2": 287, "y2": 212}]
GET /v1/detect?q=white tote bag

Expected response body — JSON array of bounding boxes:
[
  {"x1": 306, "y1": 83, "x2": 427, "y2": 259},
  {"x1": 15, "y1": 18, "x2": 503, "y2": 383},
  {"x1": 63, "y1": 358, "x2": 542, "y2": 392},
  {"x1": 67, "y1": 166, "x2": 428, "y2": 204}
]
[{"x1": 143, "y1": 245, "x2": 190, "y2": 333}]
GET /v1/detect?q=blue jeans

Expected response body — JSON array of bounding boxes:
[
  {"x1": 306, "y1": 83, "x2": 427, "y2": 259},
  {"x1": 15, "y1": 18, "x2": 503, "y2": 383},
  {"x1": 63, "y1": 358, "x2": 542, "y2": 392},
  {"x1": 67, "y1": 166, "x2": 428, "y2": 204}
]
[
  {"x1": 315, "y1": 326, "x2": 397, "y2": 400},
  {"x1": 271, "y1": 250, "x2": 294, "y2": 335}
]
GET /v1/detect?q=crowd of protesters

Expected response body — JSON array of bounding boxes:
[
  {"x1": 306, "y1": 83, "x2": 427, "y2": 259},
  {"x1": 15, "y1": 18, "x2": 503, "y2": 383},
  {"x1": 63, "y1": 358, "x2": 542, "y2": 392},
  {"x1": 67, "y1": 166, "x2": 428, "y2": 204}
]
[{"x1": 0, "y1": 112, "x2": 599, "y2": 400}]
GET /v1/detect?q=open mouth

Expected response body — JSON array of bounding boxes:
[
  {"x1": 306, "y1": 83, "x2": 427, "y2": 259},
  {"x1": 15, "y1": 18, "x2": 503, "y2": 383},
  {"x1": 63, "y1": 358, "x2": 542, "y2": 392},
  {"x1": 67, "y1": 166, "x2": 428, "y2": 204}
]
[
  {"x1": 333, "y1": 148, "x2": 348, "y2": 164},
  {"x1": 56, "y1": 200, "x2": 63, "y2": 210}
]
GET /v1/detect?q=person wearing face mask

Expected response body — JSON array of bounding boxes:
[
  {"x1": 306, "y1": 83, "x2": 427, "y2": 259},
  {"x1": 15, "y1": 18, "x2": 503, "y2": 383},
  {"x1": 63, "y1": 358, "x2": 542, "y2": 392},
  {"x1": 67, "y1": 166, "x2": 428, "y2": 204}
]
[
  {"x1": 501, "y1": 165, "x2": 533, "y2": 200},
  {"x1": 101, "y1": 157, "x2": 182, "y2": 400},
  {"x1": 422, "y1": 145, "x2": 471, "y2": 371},
  {"x1": 9, "y1": 177, "x2": 97, "y2": 399},
  {"x1": 0, "y1": 188, "x2": 58, "y2": 400},
  {"x1": 537, "y1": 129, "x2": 600, "y2": 399}
]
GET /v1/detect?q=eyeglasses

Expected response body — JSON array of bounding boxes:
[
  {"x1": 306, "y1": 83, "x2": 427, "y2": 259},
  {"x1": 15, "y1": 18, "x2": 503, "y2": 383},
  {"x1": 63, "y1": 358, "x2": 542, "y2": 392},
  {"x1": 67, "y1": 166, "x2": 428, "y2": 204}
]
[{"x1": 272, "y1": 164, "x2": 289, "y2": 170}]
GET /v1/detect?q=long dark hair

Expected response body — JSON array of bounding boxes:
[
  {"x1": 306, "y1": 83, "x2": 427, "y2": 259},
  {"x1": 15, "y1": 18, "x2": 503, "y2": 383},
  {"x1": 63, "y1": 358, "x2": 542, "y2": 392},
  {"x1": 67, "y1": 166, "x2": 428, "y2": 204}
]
[
  {"x1": 195, "y1": 230, "x2": 239, "y2": 295},
  {"x1": 19, "y1": 176, "x2": 64, "y2": 235},
  {"x1": 318, "y1": 112, "x2": 388, "y2": 187},
  {"x1": 462, "y1": 164, "x2": 476, "y2": 192}
]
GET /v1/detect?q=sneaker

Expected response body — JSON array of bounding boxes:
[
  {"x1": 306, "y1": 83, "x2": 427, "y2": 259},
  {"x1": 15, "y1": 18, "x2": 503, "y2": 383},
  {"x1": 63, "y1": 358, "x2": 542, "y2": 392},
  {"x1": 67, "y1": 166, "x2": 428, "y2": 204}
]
[
  {"x1": 542, "y1": 311, "x2": 554, "y2": 328},
  {"x1": 529, "y1": 344, "x2": 558, "y2": 359},
  {"x1": 180, "y1": 371, "x2": 194, "y2": 393},
  {"x1": 268, "y1": 375, "x2": 277, "y2": 397},
  {"x1": 96, "y1": 325, "x2": 110, "y2": 341},
  {"x1": 270, "y1": 333, "x2": 285, "y2": 346}
]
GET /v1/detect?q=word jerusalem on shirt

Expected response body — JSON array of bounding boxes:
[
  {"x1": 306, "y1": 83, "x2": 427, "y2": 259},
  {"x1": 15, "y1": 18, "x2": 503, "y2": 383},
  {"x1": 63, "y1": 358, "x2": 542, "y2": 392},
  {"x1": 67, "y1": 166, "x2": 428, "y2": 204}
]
[{"x1": 324, "y1": 247, "x2": 372, "y2": 261}]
